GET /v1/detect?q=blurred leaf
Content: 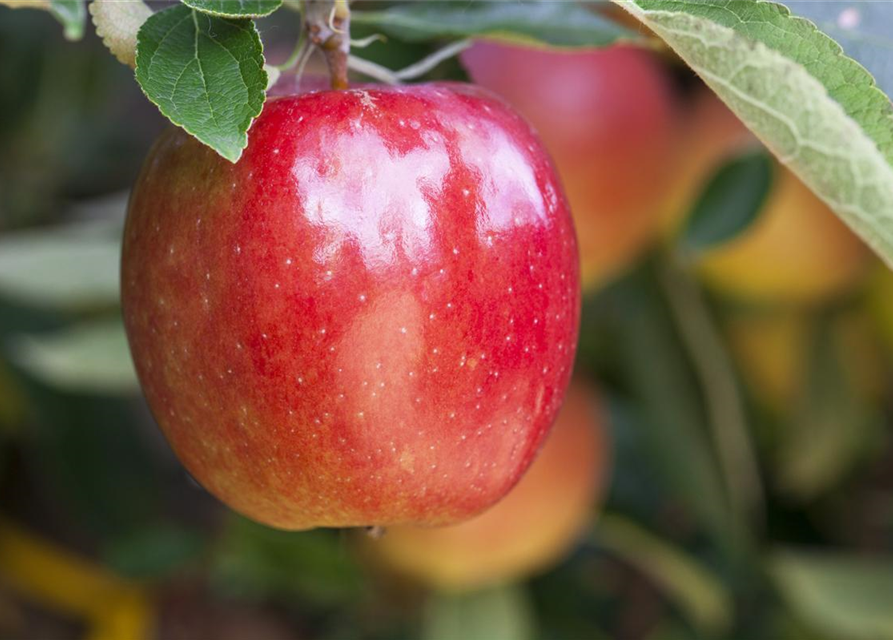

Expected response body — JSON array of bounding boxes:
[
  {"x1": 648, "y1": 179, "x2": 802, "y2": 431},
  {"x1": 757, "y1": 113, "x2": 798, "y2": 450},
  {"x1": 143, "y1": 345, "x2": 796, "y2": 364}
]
[
  {"x1": 592, "y1": 268, "x2": 739, "y2": 553},
  {"x1": 12, "y1": 383, "x2": 167, "y2": 543},
  {"x1": 0, "y1": 222, "x2": 120, "y2": 311},
  {"x1": 867, "y1": 265, "x2": 893, "y2": 359},
  {"x1": 352, "y1": 0, "x2": 636, "y2": 48},
  {"x1": 0, "y1": 359, "x2": 28, "y2": 430},
  {"x1": 767, "y1": 611, "x2": 837, "y2": 640},
  {"x1": 785, "y1": 2, "x2": 893, "y2": 99},
  {"x1": 643, "y1": 622, "x2": 701, "y2": 640},
  {"x1": 0, "y1": 520, "x2": 151, "y2": 636},
  {"x1": 183, "y1": 0, "x2": 282, "y2": 18},
  {"x1": 423, "y1": 585, "x2": 534, "y2": 640},
  {"x1": 49, "y1": 0, "x2": 84, "y2": 39},
  {"x1": 135, "y1": 4, "x2": 267, "y2": 162},
  {"x1": 211, "y1": 517, "x2": 362, "y2": 605},
  {"x1": 772, "y1": 549, "x2": 893, "y2": 639},
  {"x1": 104, "y1": 524, "x2": 205, "y2": 580},
  {"x1": 679, "y1": 150, "x2": 774, "y2": 255},
  {"x1": 613, "y1": 0, "x2": 893, "y2": 271},
  {"x1": 776, "y1": 313, "x2": 883, "y2": 501},
  {"x1": 659, "y1": 260, "x2": 764, "y2": 532},
  {"x1": 6, "y1": 319, "x2": 138, "y2": 395},
  {"x1": 0, "y1": 0, "x2": 85, "y2": 39},
  {"x1": 595, "y1": 514, "x2": 732, "y2": 635}
]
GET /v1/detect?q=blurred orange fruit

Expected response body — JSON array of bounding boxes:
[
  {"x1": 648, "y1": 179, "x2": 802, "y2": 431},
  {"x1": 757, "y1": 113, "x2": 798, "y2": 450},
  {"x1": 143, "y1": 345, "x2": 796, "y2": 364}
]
[{"x1": 366, "y1": 381, "x2": 608, "y2": 591}]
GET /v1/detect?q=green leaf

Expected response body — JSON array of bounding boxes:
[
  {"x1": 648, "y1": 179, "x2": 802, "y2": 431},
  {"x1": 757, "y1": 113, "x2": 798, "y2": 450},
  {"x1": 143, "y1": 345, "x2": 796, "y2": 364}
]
[
  {"x1": 591, "y1": 267, "x2": 740, "y2": 555},
  {"x1": 211, "y1": 517, "x2": 362, "y2": 605},
  {"x1": 679, "y1": 150, "x2": 774, "y2": 254},
  {"x1": 422, "y1": 585, "x2": 535, "y2": 640},
  {"x1": 612, "y1": 0, "x2": 893, "y2": 270},
  {"x1": 772, "y1": 549, "x2": 893, "y2": 640},
  {"x1": 104, "y1": 525, "x2": 205, "y2": 579},
  {"x1": 135, "y1": 4, "x2": 267, "y2": 162},
  {"x1": 0, "y1": 223, "x2": 120, "y2": 312},
  {"x1": 776, "y1": 313, "x2": 882, "y2": 501},
  {"x1": 49, "y1": 0, "x2": 84, "y2": 40},
  {"x1": 595, "y1": 514, "x2": 733, "y2": 635},
  {"x1": 352, "y1": 0, "x2": 636, "y2": 48},
  {"x1": 6, "y1": 319, "x2": 139, "y2": 395},
  {"x1": 785, "y1": 2, "x2": 893, "y2": 100},
  {"x1": 182, "y1": 0, "x2": 282, "y2": 18},
  {"x1": 657, "y1": 259, "x2": 765, "y2": 532}
]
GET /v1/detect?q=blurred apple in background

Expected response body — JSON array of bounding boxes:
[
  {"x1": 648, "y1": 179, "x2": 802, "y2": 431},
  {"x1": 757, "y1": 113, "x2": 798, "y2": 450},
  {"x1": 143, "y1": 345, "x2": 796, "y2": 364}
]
[
  {"x1": 697, "y1": 166, "x2": 870, "y2": 304},
  {"x1": 722, "y1": 304, "x2": 884, "y2": 500},
  {"x1": 723, "y1": 307, "x2": 809, "y2": 414},
  {"x1": 725, "y1": 305, "x2": 882, "y2": 413},
  {"x1": 659, "y1": 89, "x2": 869, "y2": 304},
  {"x1": 365, "y1": 381, "x2": 608, "y2": 591},
  {"x1": 461, "y1": 42, "x2": 678, "y2": 291},
  {"x1": 663, "y1": 92, "x2": 871, "y2": 305},
  {"x1": 659, "y1": 89, "x2": 757, "y2": 235}
]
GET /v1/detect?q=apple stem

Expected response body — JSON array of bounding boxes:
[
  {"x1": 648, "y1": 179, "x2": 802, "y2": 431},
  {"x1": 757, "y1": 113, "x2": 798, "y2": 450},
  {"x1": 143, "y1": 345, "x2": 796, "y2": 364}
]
[{"x1": 304, "y1": 0, "x2": 351, "y2": 90}]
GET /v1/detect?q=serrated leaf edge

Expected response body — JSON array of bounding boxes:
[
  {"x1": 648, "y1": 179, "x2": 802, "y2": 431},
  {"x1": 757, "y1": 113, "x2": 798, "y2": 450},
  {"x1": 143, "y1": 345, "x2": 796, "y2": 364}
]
[
  {"x1": 614, "y1": 0, "x2": 893, "y2": 270},
  {"x1": 181, "y1": 0, "x2": 283, "y2": 19},
  {"x1": 134, "y1": 6, "x2": 267, "y2": 163}
]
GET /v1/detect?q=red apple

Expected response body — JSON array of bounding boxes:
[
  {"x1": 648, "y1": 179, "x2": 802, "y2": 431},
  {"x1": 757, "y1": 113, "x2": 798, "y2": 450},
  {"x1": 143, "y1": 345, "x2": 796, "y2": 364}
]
[
  {"x1": 121, "y1": 84, "x2": 580, "y2": 530},
  {"x1": 365, "y1": 381, "x2": 608, "y2": 591},
  {"x1": 461, "y1": 42, "x2": 678, "y2": 290}
]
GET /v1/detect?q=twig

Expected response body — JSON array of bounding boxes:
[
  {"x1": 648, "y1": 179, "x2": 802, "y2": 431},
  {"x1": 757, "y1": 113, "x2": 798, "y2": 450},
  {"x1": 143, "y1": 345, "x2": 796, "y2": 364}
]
[
  {"x1": 394, "y1": 39, "x2": 472, "y2": 80},
  {"x1": 347, "y1": 56, "x2": 401, "y2": 85},
  {"x1": 348, "y1": 39, "x2": 473, "y2": 85},
  {"x1": 304, "y1": 0, "x2": 351, "y2": 90}
]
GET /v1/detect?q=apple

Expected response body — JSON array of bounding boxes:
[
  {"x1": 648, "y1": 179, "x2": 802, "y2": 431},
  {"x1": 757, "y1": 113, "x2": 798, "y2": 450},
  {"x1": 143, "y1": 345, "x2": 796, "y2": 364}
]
[
  {"x1": 697, "y1": 164, "x2": 870, "y2": 304},
  {"x1": 460, "y1": 42, "x2": 677, "y2": 290},
  {"x1": 723, "y1": 308, "x2": 809, "y2": 413},
  {"x1": 121, "y1": 84, "x2": 580, "y2": 530},
  {"x1": 666, "y1": 92, "x2": 870, "y2": 304},
  {"x1": 365, "y1": 381, "x2": 607, "y2": 591},
  {"x1": 724, "y1": 306, "x2": 882, "y2": 415}
]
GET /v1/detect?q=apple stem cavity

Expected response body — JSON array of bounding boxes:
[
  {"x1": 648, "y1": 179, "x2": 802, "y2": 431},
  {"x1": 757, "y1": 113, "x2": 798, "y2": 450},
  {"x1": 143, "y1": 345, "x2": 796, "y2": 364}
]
[{"x1": 304, "y1": 0, "x2": 351, "y2": 90}]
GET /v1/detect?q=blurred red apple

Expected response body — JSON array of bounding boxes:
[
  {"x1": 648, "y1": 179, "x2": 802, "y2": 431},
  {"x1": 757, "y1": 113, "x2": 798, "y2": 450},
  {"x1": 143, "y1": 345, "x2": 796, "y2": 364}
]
[
  {"x1": 121, "y1": 84, "x2": 580, "y2": 530},
  {"x1": 461, "y1": 42, "x2": 678, "y2": 290},
  {"x1": 366, "y1": 381, "x2": 608, "y2": 591}
]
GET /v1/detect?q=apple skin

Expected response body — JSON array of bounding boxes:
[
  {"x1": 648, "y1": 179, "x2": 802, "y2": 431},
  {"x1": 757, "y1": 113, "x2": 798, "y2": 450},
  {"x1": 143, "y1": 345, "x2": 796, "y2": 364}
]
[
  {"x1": 460, "y1": 42, "x2": 677, "y2": 290},
  {"x1": 366, "y1": 381, "x2": 607, "y2": 591},
  {"x1": 121, "y1": 84, "x2": 580, "y2": 530}
]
